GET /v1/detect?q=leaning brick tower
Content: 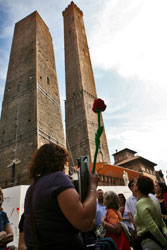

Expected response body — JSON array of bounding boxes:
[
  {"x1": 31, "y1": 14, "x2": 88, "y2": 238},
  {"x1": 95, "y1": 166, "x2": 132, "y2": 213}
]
[
  {"x1": 63, "y1": 2, "x2": 110, "y2": 166},
  {"x1": 0, "y1": 11, "x2": 65, "y2": 187}
]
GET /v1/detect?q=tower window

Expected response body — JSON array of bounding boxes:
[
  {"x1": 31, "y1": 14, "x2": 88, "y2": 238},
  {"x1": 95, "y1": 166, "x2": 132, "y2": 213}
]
[
  {"x1": 47, "y1": 76, "x2": 50, "y2": 85},
  {"x1": 11, "y1": 163, "x2": 16, "y2": 184}
]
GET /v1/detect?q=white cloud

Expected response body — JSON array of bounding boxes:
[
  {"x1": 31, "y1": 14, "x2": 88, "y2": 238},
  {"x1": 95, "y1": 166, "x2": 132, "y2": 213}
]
[
  {"x1": 89, "y1": 0, "x2": 167, "y2": 86},
  {"x1": 85, "y1": 0, "x2": 167, "y2": 176},
  {"x1": 106, "y1": 116, "x2": 167, "y2": 170}
]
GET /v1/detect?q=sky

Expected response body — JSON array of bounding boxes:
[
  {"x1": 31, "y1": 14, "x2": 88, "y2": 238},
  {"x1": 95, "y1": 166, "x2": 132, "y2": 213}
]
[{"x1": 0, "y1": 0, "x2": 167, "y2": 179}]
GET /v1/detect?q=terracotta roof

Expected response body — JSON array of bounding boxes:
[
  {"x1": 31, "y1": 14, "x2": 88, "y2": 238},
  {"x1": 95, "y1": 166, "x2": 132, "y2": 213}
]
[
  {"x1": 89, "y1": 162, "x2": 141, "y2": 180},
  {"x1": 116, "y1": 156, "x2": 157, "y2": 167}
]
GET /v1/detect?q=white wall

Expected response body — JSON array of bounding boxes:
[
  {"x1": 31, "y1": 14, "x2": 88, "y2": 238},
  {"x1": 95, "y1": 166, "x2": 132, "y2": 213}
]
[{"x1": 2, "y1": 185, "x2": 29, "y2": 248}]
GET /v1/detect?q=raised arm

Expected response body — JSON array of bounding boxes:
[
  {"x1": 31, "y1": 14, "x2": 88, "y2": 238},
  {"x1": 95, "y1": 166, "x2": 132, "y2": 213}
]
[{"x1": 57, "y1": 173, "x2": 98, "y2": 231}]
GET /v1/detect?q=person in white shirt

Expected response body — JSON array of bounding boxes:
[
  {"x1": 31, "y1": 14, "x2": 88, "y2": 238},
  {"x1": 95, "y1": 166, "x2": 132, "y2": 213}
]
[{"x1": 124, "y1": 179, "x2": 138, "y2": 231}]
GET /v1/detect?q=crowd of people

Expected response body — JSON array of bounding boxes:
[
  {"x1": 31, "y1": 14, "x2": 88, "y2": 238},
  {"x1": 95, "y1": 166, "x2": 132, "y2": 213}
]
[{"x1": 1, "y1": 142, "x2": 167, "y2": 250}]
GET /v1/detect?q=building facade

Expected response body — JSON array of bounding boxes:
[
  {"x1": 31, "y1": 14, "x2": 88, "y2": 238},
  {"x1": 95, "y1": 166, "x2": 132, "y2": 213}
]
[
  {"x1": 112, "y1": 148, "x2": 157, "y2": 182},
  {"x1": 63, "y1": 2, "x2": 110, "y2": 166},
  {"x1": 0, "y1": 12, "x2": 65, "y2": 188}
]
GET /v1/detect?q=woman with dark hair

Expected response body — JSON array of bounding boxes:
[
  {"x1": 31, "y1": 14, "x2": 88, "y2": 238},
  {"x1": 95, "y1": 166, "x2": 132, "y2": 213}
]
[
  {"x1": 155, "y1": 181, "x2": 167, "y2": 225},
  {"x1": 118, "y1": 193, "x2": 126, "y2": 216},
  {"x1": 23, "y1": 143, "x2": 98, "y2": 250},
  {"x1": 118, "y1": 193, "x2": 131, "y2": 231},
  {"x1": 134, "y1": 176, "x2": 167, "y2": 250},
  {"x1": 101, "y1": 191, "x2": 131, "y2": 250}
]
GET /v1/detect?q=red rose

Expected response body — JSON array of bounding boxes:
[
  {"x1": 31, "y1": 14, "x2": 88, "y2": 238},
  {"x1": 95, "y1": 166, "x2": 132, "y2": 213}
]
[{"x1": 92, "y1": 98, "x2": 106, "y2": 113}]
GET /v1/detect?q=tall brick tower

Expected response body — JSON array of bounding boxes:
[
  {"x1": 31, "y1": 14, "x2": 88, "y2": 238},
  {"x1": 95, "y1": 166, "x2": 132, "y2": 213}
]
[
  {"x1": 63, "y1": 2, "x2": 110, "y2": 166},
  {"x1": 0, "y1": 11, "x2": 65, "y2": 187}
]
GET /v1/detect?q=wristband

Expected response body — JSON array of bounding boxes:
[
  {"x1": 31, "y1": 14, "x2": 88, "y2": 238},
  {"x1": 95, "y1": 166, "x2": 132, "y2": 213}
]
[{"x1": 89, "y1": 189, "x2": 97, "y2": 194}]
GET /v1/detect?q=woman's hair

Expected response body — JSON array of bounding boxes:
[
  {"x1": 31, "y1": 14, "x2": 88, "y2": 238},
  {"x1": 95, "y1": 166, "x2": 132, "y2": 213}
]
[
  {"x1": 136, "y1": 176, "x2": 154, "y2": 195},
  {"x1": 29, "y1": 143, "x2": 70, "y2": 180},
  {"x1": 128, "y1": 179, "x2": 135, "y2": 189},
  {"x1": 118, "y1": 193, "x2": 126, "y2": 205},
  {"x1": 157, "y1": 182, "x2": 167, "y2": 194},
  {"x1": 104, "y1": 191, "x2": 119, "y2": 210}
]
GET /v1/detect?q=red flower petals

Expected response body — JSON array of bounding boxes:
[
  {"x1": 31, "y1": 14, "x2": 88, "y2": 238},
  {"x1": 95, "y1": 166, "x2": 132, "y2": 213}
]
[{"x1": 92, "y1": 98, "x2": 106, "y2": 113}]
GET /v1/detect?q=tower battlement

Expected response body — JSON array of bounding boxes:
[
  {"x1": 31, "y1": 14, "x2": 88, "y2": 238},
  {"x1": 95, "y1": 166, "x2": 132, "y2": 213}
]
[{"x1": 62, "y1": 1, "x2": 83, "y2": 17}]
